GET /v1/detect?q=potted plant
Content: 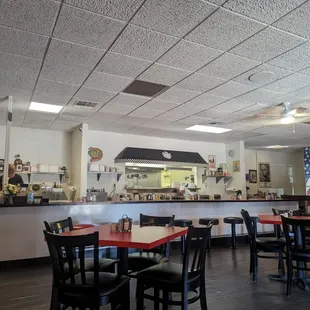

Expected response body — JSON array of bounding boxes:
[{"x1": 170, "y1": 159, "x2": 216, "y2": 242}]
[{"x1": 3, "y1": 184, "x2": 19, "y2": 204}]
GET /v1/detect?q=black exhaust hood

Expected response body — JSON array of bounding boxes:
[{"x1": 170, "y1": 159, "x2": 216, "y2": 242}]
[{"x1": 114, "y1": 147, "x2": 207, "y2": 166}]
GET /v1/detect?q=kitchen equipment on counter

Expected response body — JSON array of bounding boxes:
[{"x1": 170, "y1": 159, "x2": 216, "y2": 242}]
[
  {"x1": 133, "y1": 193, "x2": 140, "y2": 201},
  {"x1": 86, "y1": 188, "x2": 108, "y2": 202}
]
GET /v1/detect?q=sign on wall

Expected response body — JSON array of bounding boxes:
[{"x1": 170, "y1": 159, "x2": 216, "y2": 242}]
[
  {"x1": 208, "y1": 155, "x2": 216, "y2": 169},
  {"x1": 259, "y1": 162, "x2": 271, "y2": 188}
]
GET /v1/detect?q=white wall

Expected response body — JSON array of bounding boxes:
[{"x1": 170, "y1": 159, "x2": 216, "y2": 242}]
[
  {"x1": 245, "y1": 149, "x2": 305, "y2": 195},
  {"x1": 86, "y1": 130, "x2": 227, "y2": 196},
  {"x1": 0, "y1": 126, "x2": 69, "y2": 184}
]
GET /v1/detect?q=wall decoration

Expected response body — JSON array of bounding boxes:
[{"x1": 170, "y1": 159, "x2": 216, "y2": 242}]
[
  {"x1": 259, "y1": 163, "x2": 271, "y2": 188},
  {"x1": 15, "y1": 164, "x2": 23, "y2": 172},
  {"x1": 249, "y1": 169, "x2": 257, "y2": 183},
  {"x1": 233, "y1": 160, "x2": 240, "y2": 172},
  {"x1": 304, "y1": 148, "x2": 310, "y2": 195},
  {"x1": 208, "y1": 155, "x2": 216, "y2": 169},
  {"x1": 0, "y1": 159, "x2": 4, "y2": 173},
  {"x1": 88, "y1": 147, "x2": 103, "y2": 162}
]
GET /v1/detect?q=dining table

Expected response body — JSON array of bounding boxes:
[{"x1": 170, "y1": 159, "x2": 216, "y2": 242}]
[
  {"x1": 258, "y1": 214, "x2": 310, "y2": 290},
  {"x1": 61, "y1": 224, "x2": 188, "y2": 275}
]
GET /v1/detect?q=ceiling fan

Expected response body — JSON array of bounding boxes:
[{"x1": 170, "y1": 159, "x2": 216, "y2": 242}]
[{"x1": 240, "y1": 102, "x2": 310, "y2": 126}]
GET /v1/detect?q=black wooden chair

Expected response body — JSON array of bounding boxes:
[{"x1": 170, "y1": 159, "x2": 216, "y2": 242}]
[
  {"x1": 281, "y1": 216, "x2": 310, "y2": 295},
  {"x1": 136, "y1": 224, "x2": 212, "y2": 310},
  {"x1": 44, "y1": 230, "x2": 130, "y2": 310},
  {"x1": 127, "y1": 214, "x2": 175, "y2": 276},
  {"x1": 241, "y1": 209, "x2": 286, "y2": 282},
  {"x1": 44, "y1": 217, "x2": 117, "y2": 273}
]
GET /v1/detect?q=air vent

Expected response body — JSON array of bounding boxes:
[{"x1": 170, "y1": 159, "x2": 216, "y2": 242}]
[
  {"x1": 123, "y1": 80, "x2": 168, "y2": 97},
  {"x1": 74, "y1": 100, "x2": 97, "y2": 108},
  {"x1": 208, "y1": 121, "x2": 224, "y2": 125}
]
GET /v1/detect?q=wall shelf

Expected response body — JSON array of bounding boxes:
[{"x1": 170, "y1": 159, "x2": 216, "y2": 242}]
[
  {"x1": 19, "y1": 172, "x2": 65, "y2": 183},
  {"x1": 202, "y1": 174, "x2": 232, "y2": 184},
  {"x1": 88, "y1": 171, "x2": 123, "y2": 182}
]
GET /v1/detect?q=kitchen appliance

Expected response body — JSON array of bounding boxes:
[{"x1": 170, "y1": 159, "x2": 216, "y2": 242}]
[{"x1": 86, "y1": 188, "x2": 108, "y2": 202}]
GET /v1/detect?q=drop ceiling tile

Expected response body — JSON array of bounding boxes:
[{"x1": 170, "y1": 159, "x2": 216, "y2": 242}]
[
  {"x1": 236, "y1": 88, "x2": 283, "y2": 104},
  {"x1": 230, "y1": 27, "x2": 306, "y2": 62},
  {"x1": 64, "y1": 0, "x2": 144, "y2": 21},
  {"x1": 108, "y1": 93, "x2": 150, "y2": 107},
  {"x1": 142, "y1": 99, "x2": 179, "y2": 112},
  {"x1": 233, "y1": 64, "x2": 293, "y2": 87},
  {"x1": 23, "y1": 122, "x2": 53, "y2": 129},
  {"x1": 270, "y1": 93, "x2": 305, "y2": 105},
  {"x1": 84, "y1": 72, "x2": 133, "y2": 92},
  {"x1": 111, "y1": 24, "x2": 178, "y2": 61},
  {"x1": 0, "y1": 71, "x2": 36, "y2": 91},
  {"x1": 24, "y1": 111, "x2": 58, "y2": 121},
  {"x1": 40, "y1": 60, "x2": 91, "y2": 85},
  {"x1": 138, "y1": 64, "x2": 191, "y2": 86},
  {"x1": 157, "y1": 40, "x2": 223, "y2": 71},
  {"x1": 157, "y1": 87, "x2": 200, "y2": 103},
  {"x1": 95, "y1": 52, "x2": 152, "y2": 78},
  {"x1": 0, "y1": 52, "x2": 41, "y2": 77},
  {"x1": 0, "y1": 25, "x2": 48, "y2": 59},
  {"x1": 273, "y1": 1, "x2": 310, "y2": 39},
  {"x1": 214, "y1": 99, "x2": 254, "y2": 111},
  {"x1": 35, "y1": 79, "x2": 79, "y2": 98},
  {"x1": 100, "y1": 103, "x2": 135, "y2": 115},
  {"x1": 88, "y1": 112, "x2": 122, "y2": 124},
  {"x1": 129, "y1": 108, "x2": 163, "y2": 118},
  {"x1": 74, "y1": 87, "x2": 116, "y2": 104},
  {"x1": 0, "y1": 0, "x2": 60, "y2": 35},
  {"x1": 50, "y1": 121, "x2": 79, "y2": 131},
  {"x1": 46, "y1": 39, "x2": 105, "y2": 69},
  {"x1": 185, "y1": 8, "x2": 265, "y2": 51},
  {"x1": 0, "y1": 88, "x2": 31, "y2": 111},
  {"x1": 176, "y1": 116, "x2": 212, "y2": 125},
  {"x1": 267, "y1": 42, "x2": 310, "y2": 71},
  {"x1": 32, "y1": 92, "x2": 71, "y2": 106},
  {"x1": 237, "y1": 103, "x2": 269, "y2": 114},
  {"x1": 57, "y1": 114, "x2": 86, "y2": 123},
  {"x1": 208, "y1": 0, "x2": 226, "y2": 4},
  {"x1": 223, "y1": 0, "x2": 306, "y2": 24},
  {"x1": 155, "y1": 109, "x2": 189, "y2": 122},
  {"x1": 61, "y1": 106, "x2": 95, "y2": 117},
  {"x1": 196, "y1": 109, "x2": 230, "y2": 119},
  {"x1": 285, "y1": 86, "x2": 310, "y2": 99},
  {"x1": 198, "y1": 52, "x2": 260, "y2": 79},
  {"x1": 131, "y1": 0, "x2": 216, "y2": 37},
  {"x1": 54, "y1": 5, "x2": 125, "y2": 49},
  {"x1": 299, "y1": 67, "x2": 310, "y2": 76},
  {"x1": 175, "y1": 73, "x2": 226, "y2": 92},
  {"x1": 207, "y1": 80, "x2": 256, "y2": 98},
  {"x1": 264, "y1": 73, "x2": 310, "y2": 93}
]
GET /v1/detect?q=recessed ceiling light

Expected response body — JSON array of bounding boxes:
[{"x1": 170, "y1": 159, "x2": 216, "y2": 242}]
[
  {"x1": 266, "y1": 145, "x2": 288, "y2": 149},
  {"x1": 186, "y1": 125, "x2": 232, "y2": 134},
  {"x1": 248, "y1": 71, "x2": 275, "y2": 83},
  {"x1": 29, "y1": 102, "x2": 63, "y2": 114}
]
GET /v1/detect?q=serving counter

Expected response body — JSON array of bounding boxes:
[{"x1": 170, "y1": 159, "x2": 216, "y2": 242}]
[{"x1": 0, "y1": 199, "x2": 299, "y2": 262}]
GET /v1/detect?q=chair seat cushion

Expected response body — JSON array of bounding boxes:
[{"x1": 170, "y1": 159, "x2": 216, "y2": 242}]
[
  {"x1": 64, "y1": 258, "x2": 116, "y2": 274},
  {"x1": 199, "y1": 218, "x2": 219, "y2": 226},
  {"x1": 174, "y1": 219, "x2": 193, "y2": 227},
  {"x1": 66, "y1": 272, "x2": 129, "y2": 296},
  {"x1": 224, "y1": 217, "x2": 243, "y2": 224},
  {"x1": 256, "y1": 237, "x2": 286, "y2": 252},
  {"x1": 128, "y1": 252, "x2": 168, "y2": 272}
]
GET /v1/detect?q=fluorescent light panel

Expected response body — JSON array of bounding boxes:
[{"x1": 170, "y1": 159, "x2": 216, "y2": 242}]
[
  {"x1": 266, "y1": 145, "x2": 288, "y2": 149},
  {"x1": 186, "y1": 125, "x2": 232, "y2": 134},
  {"x1": 29, "y1": 102, "x2": 63, "y2": 113}
]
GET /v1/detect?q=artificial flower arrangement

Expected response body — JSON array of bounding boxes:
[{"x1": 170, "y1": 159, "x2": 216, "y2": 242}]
[{"x1": 3, "y1": 184, "x2": 19, "y2": 196}]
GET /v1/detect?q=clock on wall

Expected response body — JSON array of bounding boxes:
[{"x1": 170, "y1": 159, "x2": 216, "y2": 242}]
[{"x1": 228, "y1": 149, "x2": 235, "y2": 157}]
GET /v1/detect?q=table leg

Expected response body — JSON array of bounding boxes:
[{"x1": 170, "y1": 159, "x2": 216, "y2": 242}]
[{"x1": 117, "y1": 247, "x2": 129, "y2": 275}]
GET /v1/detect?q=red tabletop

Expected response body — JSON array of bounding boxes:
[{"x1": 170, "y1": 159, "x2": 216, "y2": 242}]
[
  {"x1": 259, "y1": 214, "x2": 310, "y2": 225},
  {"x1": 61, "y1": 224, "x2": 188, "y2": 249},
  {"x1": 73, "y1": 224, "x2": 96, "y2": 230}
]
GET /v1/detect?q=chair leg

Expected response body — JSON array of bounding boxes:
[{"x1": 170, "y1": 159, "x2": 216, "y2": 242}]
[
  {"x1": 181, "y1": 289, "x2": 188, "y2": 310},
  {"x1": 136, "y1": 280, "x2": 144, "y2": 310},
  {"x1": 50, "y1": 285, "x2": 61, "y2": 310},
  {"x1": 200, "y1": 275, "x2": 208, "y2": 310},
  {"x1": 154, "y1": 288, "x2": 160, "y2": 310},
  {"x1": 231, "y1": 224, "x2": 236, "y2": 249},
  {"x1": 249, "y1": 246, "x2": 253, "y2": 274},
  {"x1": 286, "y1": 255, "x2": 293, "y2": 296},
  {"x1": 162, "y1": 291, "x2": 169, "y2": 310},
  {"x1": 207, "y1": 235, "x2": 211, "y2": 252},
  {"x1": 181, "y1": 236, "x2": 185, "y2": 255},
  {"x1": 253, "y1": 251, "x2": 258, "y2": 282},
  {"x1": 279, "y1": 253, "x2": 285, "y2": 276},
  {"x1": 121, "y1": 282, "x2": 130, "y2": 310}
]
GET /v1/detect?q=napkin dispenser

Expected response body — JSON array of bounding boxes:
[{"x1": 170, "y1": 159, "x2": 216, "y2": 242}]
[{"x1": 118, "y1": 214, "x2": 132, "y2": 232}]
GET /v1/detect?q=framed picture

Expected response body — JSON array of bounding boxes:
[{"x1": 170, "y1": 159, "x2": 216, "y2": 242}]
[
  {"x1": 249, "y1": 169, "x2": 257, "y2": 183},
  {"x1": 208, "y1": 155, "x2": 216, "y2": 169},
  {"x1": 0, "y1": 159, "x2": 4, "y2": 173},
  {"x1": 15, "y1": 164, "x2": 23, "y2": 172},
  {"x1": 233, "y1": 160, "x2": 240, "y2": 172},
  {"x1": 259, "y1": 163, "x2": 271, "y2": 188}
]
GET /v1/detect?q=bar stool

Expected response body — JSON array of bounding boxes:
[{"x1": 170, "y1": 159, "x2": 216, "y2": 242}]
[
  {"x1": 223, "y1": 217, "x2": 244, "y2": 249},
  {"x1": 199, "y1": 218, "x2": 219, "y2": 251},
  {"x1": 173, "y1": 219, "x2": 193, "y2": 255}
]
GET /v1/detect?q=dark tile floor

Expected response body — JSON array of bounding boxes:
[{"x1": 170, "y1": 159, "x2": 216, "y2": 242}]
[{"x1": 0, "y1": 247, "x2": 310, "y2": 310}]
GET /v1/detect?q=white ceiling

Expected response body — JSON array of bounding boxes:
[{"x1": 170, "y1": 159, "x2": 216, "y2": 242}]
[{"x1": 1, "y1": 0, "x2": 310, "y2": 148}]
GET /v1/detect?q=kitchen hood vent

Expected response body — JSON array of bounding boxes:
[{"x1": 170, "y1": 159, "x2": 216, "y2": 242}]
[
  {"x1": 74, "y1": 100, "x2": 97, "y2": 108},
  {"x1": 115, "y1": 147, "x2": 207, "y2": 166}
]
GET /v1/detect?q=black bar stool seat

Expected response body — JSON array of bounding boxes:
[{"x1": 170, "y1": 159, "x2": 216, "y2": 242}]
[
  {"x1": 174, "y1": 219, "x2": 193, "y2": 255},
  {"x1": 199, "y1": 218, "x2": 219, "y2": 251},
  {"x1": 223, "y1": 217, "x2": 244, "y2": 249}
]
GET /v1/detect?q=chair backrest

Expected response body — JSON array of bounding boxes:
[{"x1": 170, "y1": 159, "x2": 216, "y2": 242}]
[
  {"x1": 273, "y1": 208, "x2": 301, "y2": 216},
  {"x1": 44, "y1": 217, "x2": 74, "y2": 233},
  {"x1": 183, "y1": 225, "x2": 212, "y2": 284},
  {"x1": 140, "y1": 214, "x2": 175, "y2": 227},
  {"x1": 240, "y1": 209, "x2": 255, "y2": 241},
  {"x1": 281, "y1": 216, "x2": 310, "y2": 252},
  {"x1": 44, "y1": 230, "x2": 100, "y2": 308}
]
